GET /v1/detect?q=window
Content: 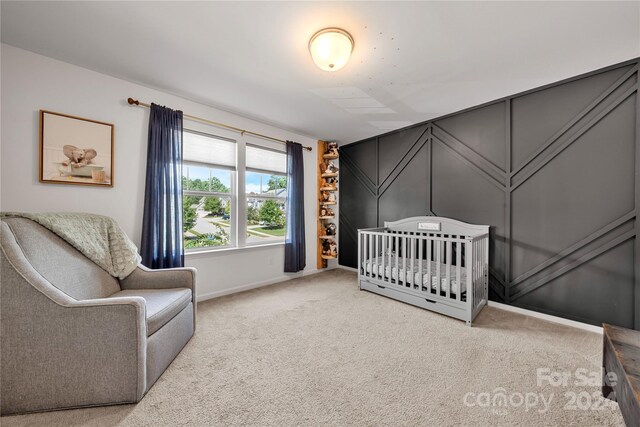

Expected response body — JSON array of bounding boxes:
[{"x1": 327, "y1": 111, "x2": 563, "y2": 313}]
[
  {"x1": 182, "y1": 131, "x2": 236, "y2": 250},
  {"x1": 246, "y1": 171, "x2": 287, "y2": 244},
  {"x1": 245, "y1": 145, "x2": 287, "y2": 245},
  {"x1": 182, "y1": 131, "x2": 287, "y2": 251}
]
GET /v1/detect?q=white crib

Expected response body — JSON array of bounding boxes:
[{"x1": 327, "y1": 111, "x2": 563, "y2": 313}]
[{"x1": 358, "y1": 216, "x2": 490, "y2": 326}]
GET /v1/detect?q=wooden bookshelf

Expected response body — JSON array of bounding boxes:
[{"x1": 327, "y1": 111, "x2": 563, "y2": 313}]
[{"x1": 317, "y1": 140, "x2": 338, "y2": 269}]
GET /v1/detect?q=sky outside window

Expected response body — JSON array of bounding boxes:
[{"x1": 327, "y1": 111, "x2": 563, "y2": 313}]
[{"x1": 246, "y1": 171, "x2": 286, "y2": 195}]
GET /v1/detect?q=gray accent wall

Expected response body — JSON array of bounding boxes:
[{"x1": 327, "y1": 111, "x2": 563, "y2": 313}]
[{"x1": 339, "y1": 58, "x2": 640, "y2": 329}]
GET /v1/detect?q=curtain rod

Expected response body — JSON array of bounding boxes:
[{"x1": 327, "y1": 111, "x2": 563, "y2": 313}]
[{"x1": 127, "y1": 98, "x2": 312, "y2": 151}]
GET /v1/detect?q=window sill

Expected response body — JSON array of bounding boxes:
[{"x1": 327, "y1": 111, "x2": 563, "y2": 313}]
[{"x1": 185, "y1": 242, "x2": 285, "y2": 257}]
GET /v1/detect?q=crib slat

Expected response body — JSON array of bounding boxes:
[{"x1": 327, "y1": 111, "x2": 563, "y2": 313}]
[
  {"x1": 358, "y1": 232, "x2": 362, "y2": 279},
  {"x1": 407, "y1": 235, "x2": 412, "y2": 287},
  {"x1": 370, "y1": 233, "x2": 374, "y2": 279},
  {"x1": 377, "y1": 233, "x2": 381, "y2": 279},
  {"x1": 472, "y1": 239, "x2": 476, "y2": 309},
  {"x1": 386, "y1": 233, "x2": 390, "y2": 285},
  {"x1": 427, "y1": 239, "x2": 432, "y2": 294},
  {"x1": 379, "y1": 234, "x2": 383, "y2": 280},
  {"x1": 365, "y1": 233, "x2": 368, "y2": 279},
  {"x1": 415, "y1": 237, "x2": 419, "y2": 288},
  {"x1": 372, "y1": 233, "x2": 377, "y2": 279},
  {"x1": 388, "y1": 233, "x2": 392, "y2": 285},
  {"x1": 380, "y1": 234, "x2": 385, "y2": 284},
  {"x1": 470, "y1": 239, "x2": 474, "y2": 308},
  {"x1": 477, "y1": 238, "x2": 481, "y2": 305},
  {"x1": 368, "y1": 233, "x2": 373, "y2": 279},
  {"x1": 398, "y1": 236, "x2": 407, "y2": 286},
  {"x1": 483, "y1": 236, "x2": 488, "y2": 303},
  {"x1": 362, "y1": 233, "x2": 367, "y2": 278},
  {"x1": 464, "y1": 241, "x2": 472, "y2": 301},
  {"x1": 407, "y1": 235, "x2": 411, "y2": 287},
  {"x1": 445, "y1": 240, "x2": 451, "y2": 299},
  {"x1": 363, "y1": 233, "x2": 367, "y2": 278},
  {"x1": 368, "y1": 233, "x2": 372, "y2": 279},
  {"x1": 373, "y1": 233, "x2": 380, "y2": 279},
  {"x1": 418, "y1": 237, "x2": 424, "y2": 291},
  {"x1": 365, "y1": 233, "x2": 369, "y2": 279},
  {"x1": 456, "y1": 242, "x2": 462, "y2": 301},
  {"x1": 407, "y1": 235, "x2": 411, "y2": 286},
  {"x1": 436, "y1": 240, "x2": 441, "y2": 294},
  {"x1": 471, "y1": 240, "x2": 480, "y2": 310},
  {"x1": 409, "y1": 236, "x2": 414, "y2": 288},
  {"x1": 485, "y1": 237, "x2": 489, "y2": 303},
  {"x1": 469, "y1": 240, "x2": 472, "y2": 309},
  {"x1": 395, "y1": 235, "x2": 399, "y2": 285},
  {"x1": 391, "y1": 233, "x2": 395, "y2": 285}
]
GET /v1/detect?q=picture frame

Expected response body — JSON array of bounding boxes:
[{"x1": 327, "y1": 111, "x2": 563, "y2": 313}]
[{"x1": 39, "y1": 110, "x2": 114, "y2": 187}]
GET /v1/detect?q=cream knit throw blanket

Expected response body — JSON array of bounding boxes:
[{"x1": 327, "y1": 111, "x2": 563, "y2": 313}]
[{"x1": 1, "y1": 212, "x2": 141, "y2": 279}]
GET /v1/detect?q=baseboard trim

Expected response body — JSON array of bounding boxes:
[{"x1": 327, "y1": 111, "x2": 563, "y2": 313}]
[
  {"x1": 196, "y1": 266, "x2": 601, "y2": 334},
  {"x1": 196, "y1": 268, "x2": 324, "y2": 303},
  {"x1": 487, "y1": 301, "x2": 602, "y2": 334}
]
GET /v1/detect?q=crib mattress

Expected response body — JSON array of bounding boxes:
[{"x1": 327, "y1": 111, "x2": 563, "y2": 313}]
[{"x1": 362, "y1": 257, "x2": 467, "y2": 295}]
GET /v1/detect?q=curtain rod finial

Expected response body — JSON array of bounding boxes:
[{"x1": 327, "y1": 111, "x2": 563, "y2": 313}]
[{"x1": 127, "y1": 98, "x2": 139, "y2": 106}]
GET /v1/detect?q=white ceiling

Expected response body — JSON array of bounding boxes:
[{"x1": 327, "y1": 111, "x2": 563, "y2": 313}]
[{"x1": 2, "y1": 1, "x2": 639, "y2": 144}]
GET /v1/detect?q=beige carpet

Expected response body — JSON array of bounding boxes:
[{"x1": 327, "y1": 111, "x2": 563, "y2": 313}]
[{"x1": 2, "y1": 269, "x2": 624, "y2": 426}]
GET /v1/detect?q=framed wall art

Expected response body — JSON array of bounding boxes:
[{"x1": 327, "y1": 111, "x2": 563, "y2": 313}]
[{"x1": 39, "y1": 110, "x2": 114, "y2": 187}]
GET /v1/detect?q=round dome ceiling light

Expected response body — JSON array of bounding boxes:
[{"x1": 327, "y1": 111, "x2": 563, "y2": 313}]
[{"x1": 309, "y1": 28, "x2": 354, "y2": 72}]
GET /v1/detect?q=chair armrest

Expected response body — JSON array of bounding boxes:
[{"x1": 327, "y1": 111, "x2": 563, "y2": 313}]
[
  {"x1": 63, "y1": 296, "x2": 148, "y2": 400},
  {"x1": 72, "y1": 295, "x2": 146, "y2": 319},
  {"x1": 120, "y1": 264, "x2": 196, "y2": 292}
]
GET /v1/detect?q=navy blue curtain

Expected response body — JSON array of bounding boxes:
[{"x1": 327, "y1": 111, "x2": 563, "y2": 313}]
[
  {"x1": 284, "y1": 141, "x2": 306, "y2": 272},
  {"x1": 140, "y1": 104, "x2": 184, "y2": 269}
]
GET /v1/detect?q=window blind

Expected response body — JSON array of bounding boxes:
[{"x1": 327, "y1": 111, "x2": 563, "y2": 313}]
[
  {"x1": 246, "y1": 144, "x2": 286, "y2": 174},
  {"x1": 183, "y1": 131, "x2": 236, "y2": 168}
]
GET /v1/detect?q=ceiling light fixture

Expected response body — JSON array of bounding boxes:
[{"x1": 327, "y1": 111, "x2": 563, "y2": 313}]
[{"x1": 309, "y1": 28, "x2": 354, "y2": 72}]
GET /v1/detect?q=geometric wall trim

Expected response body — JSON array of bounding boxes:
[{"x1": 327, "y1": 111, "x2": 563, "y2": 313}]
[{"x1": 339, "y1": 58, "x2": 640, "y2": 329}]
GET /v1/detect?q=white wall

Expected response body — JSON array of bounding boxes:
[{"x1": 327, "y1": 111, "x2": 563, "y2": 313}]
[{"x1": 1, "y1": 44, "x2": 321, "y2": 299}]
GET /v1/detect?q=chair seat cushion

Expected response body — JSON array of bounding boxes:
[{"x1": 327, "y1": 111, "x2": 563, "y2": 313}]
[{"x1": 109, "y1": 288, "x2": 192, "y2": 336}]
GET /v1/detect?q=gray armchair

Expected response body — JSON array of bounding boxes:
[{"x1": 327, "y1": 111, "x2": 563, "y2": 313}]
[{"x1": 0, "y1": 217, "x2": 196, "y2": 415}]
